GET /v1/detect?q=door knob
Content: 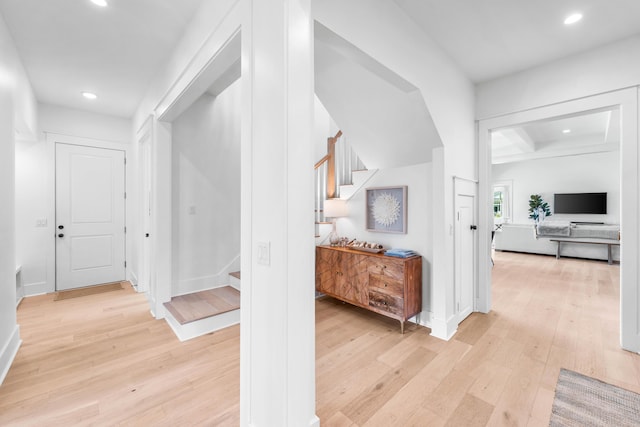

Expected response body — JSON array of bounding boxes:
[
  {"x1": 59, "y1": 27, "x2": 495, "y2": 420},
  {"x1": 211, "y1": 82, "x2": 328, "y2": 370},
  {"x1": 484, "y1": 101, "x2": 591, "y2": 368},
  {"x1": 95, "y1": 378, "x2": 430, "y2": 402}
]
[
  {"x1": 145, "y1": 233, "x2": 149, "y2": 237},
  {"x1": 58, "y1": 233, "x2": 64, "y2": 238},
  {"x1": 58, "y1": 225, "x2": 64, "y2": 230},
  {"x1": 470, "y1": 225, "x2": 478, "y2": 230}
]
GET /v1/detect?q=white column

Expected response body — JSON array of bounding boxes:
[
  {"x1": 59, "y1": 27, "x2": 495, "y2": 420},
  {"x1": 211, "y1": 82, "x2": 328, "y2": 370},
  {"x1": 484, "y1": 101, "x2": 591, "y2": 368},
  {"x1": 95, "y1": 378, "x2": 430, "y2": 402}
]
[
  {"x1": 240, "y1": 0, "x2": 318, "y2": 426},
  {"x1": 150, "y1": 119, "x2": 172, "y2": 318}
]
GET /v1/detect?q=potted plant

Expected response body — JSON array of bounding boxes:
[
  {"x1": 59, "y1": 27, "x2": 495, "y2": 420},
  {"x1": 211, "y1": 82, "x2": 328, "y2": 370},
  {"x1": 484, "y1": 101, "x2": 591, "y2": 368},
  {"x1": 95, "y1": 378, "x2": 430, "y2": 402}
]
[{"x1": 528, "y1": 194, "x2": 551, "y2": 223}]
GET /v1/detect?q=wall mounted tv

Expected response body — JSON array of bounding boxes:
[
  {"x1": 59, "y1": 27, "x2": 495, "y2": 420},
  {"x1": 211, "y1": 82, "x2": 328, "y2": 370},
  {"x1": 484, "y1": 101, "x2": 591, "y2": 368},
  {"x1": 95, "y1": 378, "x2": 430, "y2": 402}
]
[{"x1": 554, "y1": 192, "x2": 607, "y2": 214}]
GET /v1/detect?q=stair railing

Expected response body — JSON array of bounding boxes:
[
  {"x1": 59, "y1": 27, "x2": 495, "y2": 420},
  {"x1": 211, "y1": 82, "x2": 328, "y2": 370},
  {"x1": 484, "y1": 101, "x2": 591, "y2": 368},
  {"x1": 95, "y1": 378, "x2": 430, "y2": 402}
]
[
  {"x1": 314, "y1": 131, "x2": 366, "y2": 236},
  {"x1": 314, "y1": 130, "x2": 340, "y2": 228}
]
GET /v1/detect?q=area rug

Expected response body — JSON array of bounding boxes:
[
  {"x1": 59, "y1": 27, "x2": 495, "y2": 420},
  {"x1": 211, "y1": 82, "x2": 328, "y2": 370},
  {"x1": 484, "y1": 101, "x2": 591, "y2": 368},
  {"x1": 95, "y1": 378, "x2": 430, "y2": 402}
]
[
  {"x1": 550, "y1": 368, "x2": 640, "y2": 426},
  {"x1": 54, "y1": 282, "x2": 124, "y2": 301}
]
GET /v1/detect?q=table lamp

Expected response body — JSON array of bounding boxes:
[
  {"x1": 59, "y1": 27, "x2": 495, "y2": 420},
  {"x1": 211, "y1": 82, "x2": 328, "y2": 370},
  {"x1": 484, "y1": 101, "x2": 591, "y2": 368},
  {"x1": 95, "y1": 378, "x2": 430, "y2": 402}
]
[{"x1": 324, "y1": 199, "x2": 348, "y2": 246}]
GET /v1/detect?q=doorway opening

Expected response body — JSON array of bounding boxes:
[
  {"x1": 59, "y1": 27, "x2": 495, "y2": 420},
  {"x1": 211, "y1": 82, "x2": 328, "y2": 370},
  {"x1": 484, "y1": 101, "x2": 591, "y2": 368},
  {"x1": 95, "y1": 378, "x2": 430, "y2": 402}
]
[{"x1": 478, "y1": 89, "x2": 639, "y2": 352}]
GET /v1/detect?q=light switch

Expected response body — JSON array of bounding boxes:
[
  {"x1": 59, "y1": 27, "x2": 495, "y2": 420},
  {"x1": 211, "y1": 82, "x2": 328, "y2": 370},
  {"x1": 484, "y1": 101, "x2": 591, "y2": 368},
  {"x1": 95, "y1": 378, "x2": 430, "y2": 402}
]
[
  {"x1": 257, "y1": 241, "x2": 270, "y2": 266},
  {"x1": 35, "y1": 218, "x2": 47, "y2": 227}
]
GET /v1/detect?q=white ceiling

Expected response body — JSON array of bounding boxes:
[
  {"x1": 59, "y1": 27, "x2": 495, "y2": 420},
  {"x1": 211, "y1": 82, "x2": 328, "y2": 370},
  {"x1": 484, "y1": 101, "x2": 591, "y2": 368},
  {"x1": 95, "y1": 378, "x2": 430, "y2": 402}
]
[
  {"x1": 0, "y1": 0, "x2": 204, "y2": 118},
  {"x1": 1, "y1": 1, "x2": 639, "y2": 119},
  {"x1": 393, "y1": 0, "x2": 640, "y2": 83},
  {"x1": 491, "y1": 109, "x2": 620, "y2": 164}
]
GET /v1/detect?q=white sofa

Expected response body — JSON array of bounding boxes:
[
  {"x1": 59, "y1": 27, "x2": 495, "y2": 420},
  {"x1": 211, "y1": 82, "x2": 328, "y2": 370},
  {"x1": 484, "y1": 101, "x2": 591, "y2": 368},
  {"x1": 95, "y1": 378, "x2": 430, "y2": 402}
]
[{"x1": 494, "y1": 223, "x2": 620, "y2": 262}]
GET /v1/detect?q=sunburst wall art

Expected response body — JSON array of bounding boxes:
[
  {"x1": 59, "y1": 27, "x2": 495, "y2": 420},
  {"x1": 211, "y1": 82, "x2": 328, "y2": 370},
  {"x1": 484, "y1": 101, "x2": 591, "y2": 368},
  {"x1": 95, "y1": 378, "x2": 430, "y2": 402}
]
[{"x1": 365, "y1": 186, "x2": 407, "y2": 233}]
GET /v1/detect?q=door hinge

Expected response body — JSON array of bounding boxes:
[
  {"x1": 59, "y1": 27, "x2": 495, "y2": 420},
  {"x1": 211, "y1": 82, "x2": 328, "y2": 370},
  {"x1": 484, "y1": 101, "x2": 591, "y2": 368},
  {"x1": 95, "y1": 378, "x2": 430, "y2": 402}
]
[
  {"x1": 124, "y1": 157, "x2": 127, "y2": 165},
  {"x1": 124, "y1": 192, "x2": 127, "y2": 199},
  {"x1": 124, "y1": 261, "x2": 127, "y2": 268},
  {"x1": 124, "y1": 226, "x2": 127, "y2": 233}
]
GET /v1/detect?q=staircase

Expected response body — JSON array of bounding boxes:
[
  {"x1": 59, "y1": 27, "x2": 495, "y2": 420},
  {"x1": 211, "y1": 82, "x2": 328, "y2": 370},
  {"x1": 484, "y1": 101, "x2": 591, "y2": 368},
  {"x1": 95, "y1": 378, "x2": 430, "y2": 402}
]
[
  {"x1": 163, "y1": 271, "x2": 241, "y2": 341},
  {"x1": 315, "y1": 130, "x2": 376, "y2": 239}
]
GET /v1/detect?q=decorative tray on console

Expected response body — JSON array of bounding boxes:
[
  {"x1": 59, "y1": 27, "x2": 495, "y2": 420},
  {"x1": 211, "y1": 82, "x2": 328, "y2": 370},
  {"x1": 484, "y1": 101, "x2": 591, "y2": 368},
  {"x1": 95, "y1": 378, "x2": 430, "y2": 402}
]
[{"x1": 345, "y1": 240, "x2": 385, "y2": 253}]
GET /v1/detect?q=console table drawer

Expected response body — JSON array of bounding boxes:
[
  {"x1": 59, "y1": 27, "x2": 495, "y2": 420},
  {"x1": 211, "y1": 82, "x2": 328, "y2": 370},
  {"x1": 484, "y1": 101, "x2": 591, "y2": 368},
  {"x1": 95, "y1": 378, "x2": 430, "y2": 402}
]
[
  {"x1": 369, "y1": 274, "x2": 403, "y2": 297},
  {"x1": 368, "y1": 259, "x2": 404, "y2": 281},
  {"x1": 369, "y1": 290, "x2": 403, "y2": 316}
]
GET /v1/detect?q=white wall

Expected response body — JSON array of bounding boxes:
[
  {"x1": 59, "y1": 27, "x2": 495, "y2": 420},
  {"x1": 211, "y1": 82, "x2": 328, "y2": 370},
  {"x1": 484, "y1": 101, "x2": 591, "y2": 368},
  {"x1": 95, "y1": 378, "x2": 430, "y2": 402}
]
[
  {"x1": 39, "y1": 103, "x2": 131, "y2": 143},
  {"x1": 171, "y1": 82, "x2": 241, "y2": 296},
  {"x1": 0, "y1": 11, "x2": 36, "y2": 384},
  {"x1": 337, "y1": 163, "x2": 433, "y2": 315},
  {"x1": 476, "y1": 35, "x2": 640, "y2": 119},
  {"x1": 15, "y1": 104, "x2": 132, "y2": 296},
  {"x1": 493, "y1": 151, "x2": 620, "y2": 224},
  {"x1": 15, "y1": 141, "x2": 48, "y2": 294}
]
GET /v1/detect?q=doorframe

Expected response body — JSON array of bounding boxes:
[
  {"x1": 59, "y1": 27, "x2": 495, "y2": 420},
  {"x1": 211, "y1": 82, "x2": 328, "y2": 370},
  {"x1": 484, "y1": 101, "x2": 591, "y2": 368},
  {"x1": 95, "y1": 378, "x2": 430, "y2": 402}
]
[
  {"x1": 453, "y1": 176, "x2": 478, "y2": 324},
  {"x1": 134, "y1": 117, "x2": 153, "y2": 296},
  {"x1": 477, "y1": 88, "x2": 639, "y2": 352},
  {"x1": 44, "y1": 133, "x2": 132, "y2": 294}
]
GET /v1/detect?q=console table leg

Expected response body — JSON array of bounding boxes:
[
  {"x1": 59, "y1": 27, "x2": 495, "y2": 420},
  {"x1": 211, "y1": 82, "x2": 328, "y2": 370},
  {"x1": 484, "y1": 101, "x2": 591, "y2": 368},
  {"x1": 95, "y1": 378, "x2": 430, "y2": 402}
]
[
  {"x1": 400, "y1": 320, "x2": 404, "y2": 334},
  {"x1": 556, "y1": 242, "x2": 561, "y2": 260},
  {"x1": 608, "y1": 244, "x2": 612, "y2": 265}
]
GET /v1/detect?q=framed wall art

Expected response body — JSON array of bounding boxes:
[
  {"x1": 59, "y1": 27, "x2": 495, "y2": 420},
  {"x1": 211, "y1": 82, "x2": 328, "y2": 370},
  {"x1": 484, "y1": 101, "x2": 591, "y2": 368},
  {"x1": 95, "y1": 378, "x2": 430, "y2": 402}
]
[{"x1": 365, "y1": 186, "x2": 407, "y2": 233}]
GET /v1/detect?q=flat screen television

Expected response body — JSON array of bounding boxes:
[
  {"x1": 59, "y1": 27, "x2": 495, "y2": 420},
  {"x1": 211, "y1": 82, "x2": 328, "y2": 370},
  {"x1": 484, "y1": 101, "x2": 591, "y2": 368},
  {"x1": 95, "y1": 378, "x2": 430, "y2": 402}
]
[{"x1": 554, "y1": 192, "x2": 607, "y2": 214}]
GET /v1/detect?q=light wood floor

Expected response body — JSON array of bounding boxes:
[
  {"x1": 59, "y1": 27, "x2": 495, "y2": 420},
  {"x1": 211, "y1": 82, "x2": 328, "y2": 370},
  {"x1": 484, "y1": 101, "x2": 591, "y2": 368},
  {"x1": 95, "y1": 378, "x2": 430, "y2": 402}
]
[{"x1": 1, "y1": 252, "x2": 638, "y2": 426}]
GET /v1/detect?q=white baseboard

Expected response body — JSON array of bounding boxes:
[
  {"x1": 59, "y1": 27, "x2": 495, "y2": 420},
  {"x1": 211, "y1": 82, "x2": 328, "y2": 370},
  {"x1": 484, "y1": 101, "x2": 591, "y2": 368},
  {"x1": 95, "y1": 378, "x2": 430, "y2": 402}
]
[
  {"x1": 412, "y1": 310, "x2": 433, "y2": 329},
  {"x1": 164, "y1": 308, "x2": 240, "y2": 342},
  {"x1": 248, "y1": 415, "x2": 319, "y2": 427},
  {"x1": 429, "y1": 315, "x2": 458, "y2": 341},
  {"x1": 129, "y1": 271, "x2": 138, "y2": 288},
  {"x1": 229, "y1": 274, "x2": 241, "y2": 291},
  {"x1": 23, "y1": 281, "x2": 49, "y2": 297},
  {"x1": 0, "y1": 325, "x2": 22, "y2": 386}
]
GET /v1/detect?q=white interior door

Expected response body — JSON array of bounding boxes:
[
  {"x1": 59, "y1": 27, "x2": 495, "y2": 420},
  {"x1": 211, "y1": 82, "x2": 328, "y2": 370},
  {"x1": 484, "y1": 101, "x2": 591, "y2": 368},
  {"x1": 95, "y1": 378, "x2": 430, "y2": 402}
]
[
  {"x1": 455, "y1": 179, "x2": 477, "y2": 323},
  {"x1": 56, "y1": 143, "x2": 126, "y2": 291}
]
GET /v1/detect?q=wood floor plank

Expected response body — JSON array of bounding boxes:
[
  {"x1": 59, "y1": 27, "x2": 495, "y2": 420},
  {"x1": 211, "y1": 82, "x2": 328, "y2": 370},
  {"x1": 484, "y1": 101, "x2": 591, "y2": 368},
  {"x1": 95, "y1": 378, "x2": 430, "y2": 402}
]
[
  {"x1": 342, "y1": 346, "x2": 437, "y2": 425},
  {"x1": 443, "y1": 393, "x2": 494, "y2": 427}
]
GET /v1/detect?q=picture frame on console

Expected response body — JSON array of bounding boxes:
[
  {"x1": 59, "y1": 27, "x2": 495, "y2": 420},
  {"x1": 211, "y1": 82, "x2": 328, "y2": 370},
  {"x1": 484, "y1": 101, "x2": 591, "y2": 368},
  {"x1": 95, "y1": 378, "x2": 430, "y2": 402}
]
[{"x1": 366, "y1": 186, "x2": 407, "y2": 234}]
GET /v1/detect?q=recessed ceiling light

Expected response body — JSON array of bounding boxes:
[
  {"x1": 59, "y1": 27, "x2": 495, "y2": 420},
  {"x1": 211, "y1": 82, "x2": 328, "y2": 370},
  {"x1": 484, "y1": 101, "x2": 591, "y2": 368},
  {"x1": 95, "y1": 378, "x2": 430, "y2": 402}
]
[
  {"x1": 564, "y1": 13, "x2": 583, "y2": 25},
  {"x1": 82, "y1": 91, "x2": 97, "y2": 100},
  {"x1": 562, "y1": 129, "x2": 571, "y2": 134},
  {"x1": 91, "y1": 0, "x2": 108, "y2": 7}
]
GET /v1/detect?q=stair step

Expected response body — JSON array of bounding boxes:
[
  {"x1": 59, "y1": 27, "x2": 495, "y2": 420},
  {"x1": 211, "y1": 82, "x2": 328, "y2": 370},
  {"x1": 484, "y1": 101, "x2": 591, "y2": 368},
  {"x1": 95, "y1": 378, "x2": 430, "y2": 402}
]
[
  {"x1": 163, "y1": 286, "x2": 241, "y2": 342},
  {"x1": 229, "y1": 271, "x2": 241, "y2": 280},
  {"x1": 164, "y1": 286, "x2": 240, "y2": 325}
]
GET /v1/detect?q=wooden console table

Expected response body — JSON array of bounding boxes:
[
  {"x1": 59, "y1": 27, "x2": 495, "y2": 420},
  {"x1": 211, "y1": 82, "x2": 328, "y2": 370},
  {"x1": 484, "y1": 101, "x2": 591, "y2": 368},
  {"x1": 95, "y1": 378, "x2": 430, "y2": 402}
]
[
  {"x1": 549, "y1": 237, "x2": 620, "y2": 265},
  {"x1": 315, "y1": 245, "x2": 422, "y2": 333}
]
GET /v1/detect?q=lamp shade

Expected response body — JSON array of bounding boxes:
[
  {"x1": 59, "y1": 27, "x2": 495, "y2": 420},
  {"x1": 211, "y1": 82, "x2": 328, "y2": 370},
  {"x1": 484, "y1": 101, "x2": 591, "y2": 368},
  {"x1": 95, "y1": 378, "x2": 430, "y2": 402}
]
[{"x1": 324, "y1": 199, "x2": 348, "y2": 218}]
